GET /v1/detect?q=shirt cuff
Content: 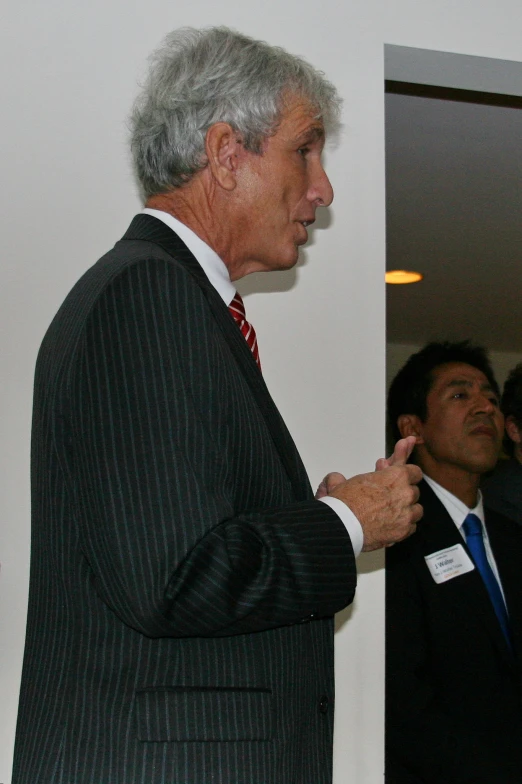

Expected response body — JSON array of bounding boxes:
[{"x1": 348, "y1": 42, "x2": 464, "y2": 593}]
[{"x1": 319, "y1": 496, "x2": 364, "y2": 557}]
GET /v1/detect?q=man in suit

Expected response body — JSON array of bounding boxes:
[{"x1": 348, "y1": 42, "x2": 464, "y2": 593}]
[
  {"x1": 483, "y1": 361, "x2": 522, "y2": 524},
  {"x1": 13, "y1": 27, "x2": 422, "y2": 784},
  {"x1": 386, "y1": 341, "x2": 522, "y2": 783}
]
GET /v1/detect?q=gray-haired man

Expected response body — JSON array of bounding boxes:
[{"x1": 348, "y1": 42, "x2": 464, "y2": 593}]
[{"x1": 13, "y1": 27, "x2": 421, "y2": 784}]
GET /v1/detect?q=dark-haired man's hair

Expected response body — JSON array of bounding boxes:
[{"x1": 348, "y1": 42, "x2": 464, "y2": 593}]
[
  {"x1": 387, "y1": 340, "x2": 499, "y2": 446},
  {"x1": 501, "y1": 363, "x2": 522, "y2": 456}
]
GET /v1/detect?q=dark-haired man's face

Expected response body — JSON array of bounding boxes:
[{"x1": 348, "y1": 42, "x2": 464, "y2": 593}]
[{"x1": 410, "y1": 362, "x2": 503, "y2": 478}]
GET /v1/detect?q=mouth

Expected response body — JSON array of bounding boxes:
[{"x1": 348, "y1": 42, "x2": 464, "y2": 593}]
[
  {"x1": 470, "y1": 425, "x2": 496, "y2": 438},
  {"x1": 295, "y1": 219, "x2": 314, "y2": 246}
]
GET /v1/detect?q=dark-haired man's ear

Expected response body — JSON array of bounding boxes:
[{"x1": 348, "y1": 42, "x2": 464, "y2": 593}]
[
  {"x1": 204, "y1": 122, "x2": 244, "y2": 191},
  {"x1": 505, "y1": 415, "x2": 522, "y2": 446},
  {"x1": 397, "y1": 414, "x2": 424, "y2": 445}
]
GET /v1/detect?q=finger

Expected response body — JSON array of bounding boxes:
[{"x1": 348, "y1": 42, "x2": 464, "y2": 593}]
[
  {"x1": 324, "y1": 472, "x2": 347, "y2": 491},
  {"x1": 316, "y1": 471, "x2": 347, "y2": 499},
  {"x1": 411, "y1": 501, "x2": 424, "y2": 523},
  {"x1": 375, "y1": 457, "x2": 390, "y2": 471},
  {"x1": 406, "y1": 464, "x2": 423, "y2": 485},
  {"x1": 388, "y1": 435, "x2": 417, "y2": 467},
  {"x1": 315, "y1": 480, "x2": 328, "y2": 500}
]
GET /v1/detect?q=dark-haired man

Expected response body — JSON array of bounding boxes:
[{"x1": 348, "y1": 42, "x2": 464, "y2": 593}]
[
  {"x1": 386, "y1": 341, "x2": 522, "y2": 783},
  {"x1": 483, "y1": 362, "x2": 522, "y2": 524}
]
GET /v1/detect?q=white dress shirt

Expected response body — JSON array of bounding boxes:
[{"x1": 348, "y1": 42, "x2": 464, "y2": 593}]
[
  {"x1": 424, "y1": 474, "x2": 506, "y2": 603},
  {"x1": 142, "y1": 207, "x2": 364, "y2": 556}
]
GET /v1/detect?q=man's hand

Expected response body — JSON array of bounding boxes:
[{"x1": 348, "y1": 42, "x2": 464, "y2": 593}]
[{"x1": 316, "y1": 437, "x2": 423, "y2": 552}]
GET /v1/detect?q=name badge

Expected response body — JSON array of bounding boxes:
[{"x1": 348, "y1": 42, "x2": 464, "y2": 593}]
[{"x1": 424, "y1": 544, "x2": 475, "y2": 584}]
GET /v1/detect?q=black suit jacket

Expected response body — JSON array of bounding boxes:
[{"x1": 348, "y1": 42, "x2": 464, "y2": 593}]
[
  {"x1": 12, "y1": 215, "x2": 356, "y2": 784},
  {"x1": 386, "y1": 480, "x2": 522, "y2": 783},
  {"x1": 482, "y1": 458, "x2": 522, "y2": 526}
]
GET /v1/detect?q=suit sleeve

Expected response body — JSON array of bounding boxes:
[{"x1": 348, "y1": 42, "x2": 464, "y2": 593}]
[{"x1": 69, "y1": 257, "x2": 355, "y2": 638}]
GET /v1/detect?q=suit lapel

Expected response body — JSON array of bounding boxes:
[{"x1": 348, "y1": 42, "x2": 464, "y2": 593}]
[
  {"x1": 418, "y1": 482, "x2": 516, "y2": 667},
  {"x1": 120, "y1": 214, "x2": 310, "y2": 500}
]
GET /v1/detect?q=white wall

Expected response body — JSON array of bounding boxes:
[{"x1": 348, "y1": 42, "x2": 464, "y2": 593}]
[{"x1": 2, "y1": 1, "x2": 522, "y2": 782}]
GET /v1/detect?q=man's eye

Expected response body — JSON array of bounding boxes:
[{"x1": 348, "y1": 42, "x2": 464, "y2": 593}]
[{"x1": 298, "y1": 147, "x2": 310, "y2": 157}]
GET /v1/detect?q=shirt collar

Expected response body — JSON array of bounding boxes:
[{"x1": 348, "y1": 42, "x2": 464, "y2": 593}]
[
  {"x1": 423, "y1": 474, "x2": 485, "y2": 533},
  {"x1": 142, "y1": 208, "x2": 236, "y2": 306}
]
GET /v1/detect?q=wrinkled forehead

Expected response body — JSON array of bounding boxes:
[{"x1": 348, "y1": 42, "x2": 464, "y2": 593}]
[
  {"x1": 430, "y1": 362, "x2": 493, "y2": 393},
  {"x1": 275, "y1": 92, "x2": 326, "y2": 139}
]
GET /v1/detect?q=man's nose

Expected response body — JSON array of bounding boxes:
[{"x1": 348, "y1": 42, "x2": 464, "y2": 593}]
[
  {"x1": 474, "y1": 393, "x2": 496, "y2": 414},
  {"x1": 309, "y1": 164, "x2": 334, "y2": 207}
]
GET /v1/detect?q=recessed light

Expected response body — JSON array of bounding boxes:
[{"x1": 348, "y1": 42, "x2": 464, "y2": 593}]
[{"x1": 385, "y1": 270, "x2": 423, "y2": 284}]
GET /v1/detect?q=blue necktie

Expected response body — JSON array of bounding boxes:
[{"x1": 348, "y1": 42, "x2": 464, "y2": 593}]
[{"x1": 463, "y1": 513, "x2": 511, "y2": 647}]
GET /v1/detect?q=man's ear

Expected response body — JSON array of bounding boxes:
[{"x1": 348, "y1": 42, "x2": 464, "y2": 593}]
[
  {"x1": 204, "y1": 122, "x2": 244, "y2": 191},
  {"x1": 397, "y1": 414, "x2": 424, "y2": 444},
  {"x1": 505, "y1": 415, "x2": 522, "y2": 445}
]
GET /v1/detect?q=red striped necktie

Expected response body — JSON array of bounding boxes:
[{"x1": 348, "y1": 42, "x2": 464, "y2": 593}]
[{"x1": 228, "y1": 292, "x2": 261, "y2": 371}]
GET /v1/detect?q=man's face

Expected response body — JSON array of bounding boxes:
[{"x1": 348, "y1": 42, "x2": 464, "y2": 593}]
[
  {"x1": 228, "y1": 95, "x2": 333, "y2": 277},
  {"x1": 415, "y1": 362, "x2": 503, "y2": 477}
]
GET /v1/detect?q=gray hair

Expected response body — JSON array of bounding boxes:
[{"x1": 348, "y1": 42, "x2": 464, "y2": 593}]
[{"x1": 129, "y1": 26, "x2": 342, "y2": 198}]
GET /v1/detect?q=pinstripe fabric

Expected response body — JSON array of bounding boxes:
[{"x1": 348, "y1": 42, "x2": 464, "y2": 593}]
[{"x1": 13, "y1": 215, "x2": 356, "y2": 784}]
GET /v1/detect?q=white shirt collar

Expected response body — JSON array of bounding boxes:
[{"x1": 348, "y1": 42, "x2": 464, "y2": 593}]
[
  {"x1": 142, "y1": 208, "x2": 236, "y2": 306},
  {"x1": 423, "y1": 474, "x2": 485, "y2": 535}
]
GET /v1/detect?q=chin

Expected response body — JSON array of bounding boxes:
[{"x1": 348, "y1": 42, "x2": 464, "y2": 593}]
[
  {"x1": 473, "y1": 456, "x2": 500, "y2": 474},
  {"x1": 271, "y1": 250, "x2": 300, "y2": 272}
]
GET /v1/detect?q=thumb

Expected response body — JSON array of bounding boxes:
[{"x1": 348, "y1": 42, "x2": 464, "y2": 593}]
[{"x1": 387, "y1": 435, "x2": 417, "y2": 467}]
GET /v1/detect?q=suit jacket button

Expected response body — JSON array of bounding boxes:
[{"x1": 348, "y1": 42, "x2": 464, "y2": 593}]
[{"x1": 319, "y1": 694, "x2": 329, "y2": 714}]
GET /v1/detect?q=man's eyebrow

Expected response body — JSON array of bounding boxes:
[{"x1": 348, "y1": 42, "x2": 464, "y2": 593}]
[
  {"x1": 294, "y1": 126, "x2": 325, "y2": 145},
  {"x1": 446, "y1": 379, "x2": 497, "y2": 393},
  {"x1": 446, "y1": 379, "x2": 473, "y2": 389}
]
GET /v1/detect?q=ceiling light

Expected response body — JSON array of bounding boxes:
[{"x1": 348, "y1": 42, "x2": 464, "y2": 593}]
[{"x1": 385, "y1": 269, "x2": 423, "y2": 284}]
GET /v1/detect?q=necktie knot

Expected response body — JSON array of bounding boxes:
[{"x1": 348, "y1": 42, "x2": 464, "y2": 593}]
[
  {"x1": 228, "y1": 292, "x2": 261, "y2": 371},
  {"x1": 463, "y1": 513, "x2": 482, "y2": 538}
]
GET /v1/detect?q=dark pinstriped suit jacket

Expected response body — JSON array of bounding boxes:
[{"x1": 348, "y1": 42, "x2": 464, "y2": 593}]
[{"x1": 13, "y1": 215, "x2": 356, "y2": 784}]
